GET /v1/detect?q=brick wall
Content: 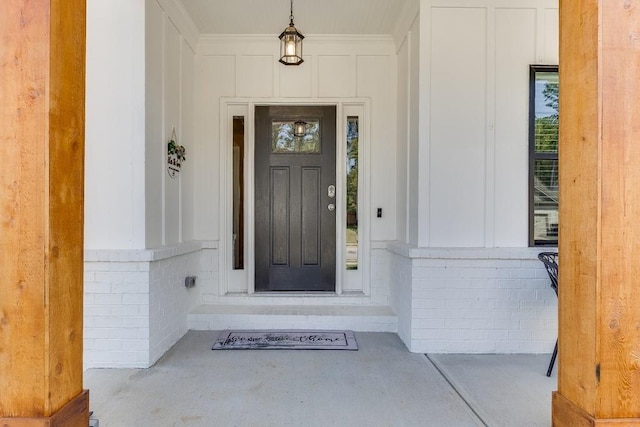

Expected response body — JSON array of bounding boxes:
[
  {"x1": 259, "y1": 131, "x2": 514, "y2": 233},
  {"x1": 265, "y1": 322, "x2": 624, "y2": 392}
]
[
  {"x1": 84, "y1": 242, "x2": 210, "y2": 369},
  {"x1": 84, "y1": 260, "x2": 151, "y2": 368},
  {"x1": 84, "y1": 240, "x2": 556, "y2": 367},
  {"x1": 370, "y1": 246, "x2": 391, "y2": 305},
  {"x1": 390, "y1": 251, "x2": 413, "y2": 345},
  {"x1": 388, "y1": 243, "x2": 557, "y2": 353},
  {"x1": 199, "y1": 248, "x2": 220, "y2": 304},
  {"x1": 148, "y1": 252, "x2": 201, "y2": 363}
]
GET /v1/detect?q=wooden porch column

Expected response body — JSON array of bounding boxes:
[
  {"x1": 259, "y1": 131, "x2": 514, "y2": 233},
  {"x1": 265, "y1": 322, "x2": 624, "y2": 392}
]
[
  {"x1": 554, "y1": 0, "x2": 640, "y2": 425},
  {"x1": 0, "y1": 1, "x2": 88, "y2": 426}
]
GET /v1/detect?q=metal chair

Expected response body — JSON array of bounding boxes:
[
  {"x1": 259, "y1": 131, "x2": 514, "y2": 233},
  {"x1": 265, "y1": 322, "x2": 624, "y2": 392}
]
[{"x1": 538, "y1": 252, "x2": 558, "y2": 377}]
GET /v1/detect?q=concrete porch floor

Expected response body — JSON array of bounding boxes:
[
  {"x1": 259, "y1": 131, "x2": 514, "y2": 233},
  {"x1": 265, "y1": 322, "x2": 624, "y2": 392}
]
[{"x1": 84, "y1": 331, "x2": 557, "y2": 426}]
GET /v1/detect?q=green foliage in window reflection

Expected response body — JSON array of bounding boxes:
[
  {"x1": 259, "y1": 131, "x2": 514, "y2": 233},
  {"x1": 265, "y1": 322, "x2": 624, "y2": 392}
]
[
  {"x1": 346, "y1": 117, "x2": 359, "y2": 270},
  {"x1": 346, "y1": 119, "x2": 359, "y2": 214},
  {"x1": 534, "y1": 79, "x2": 559, "y2": 188},
  {"x1": 535, "y1": 116, "x2": 558, "y2": 153},
  {"x1": 272, "y1": 121, "x2": 320, "y2": 153},
  {"x1": 531, "y1": 69, "x2": 559, "y2": 244},
  {"x1": 535, "y1": 80, "x2": 559, "y2": 153}
]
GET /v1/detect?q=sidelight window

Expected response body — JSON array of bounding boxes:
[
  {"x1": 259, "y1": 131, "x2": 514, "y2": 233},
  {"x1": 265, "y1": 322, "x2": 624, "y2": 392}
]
[
  {"x1": 232, "y1": 116, "x2": 245, "y2": 269},
  {"x1": 529, "y1": 65, "x2": 559, "y2": 246},
  {"x1": 346, "y1": 116, "x2": 359, "y2": 270}
]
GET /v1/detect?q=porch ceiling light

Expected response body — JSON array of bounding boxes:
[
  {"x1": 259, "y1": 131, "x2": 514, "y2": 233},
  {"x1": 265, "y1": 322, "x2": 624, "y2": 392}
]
[
  {"x1": 294, "y1": 120, "x2": 307, "y2": 137},
  {"x1": 279, "y1": 0, "x2": 304, "y2": 66}
]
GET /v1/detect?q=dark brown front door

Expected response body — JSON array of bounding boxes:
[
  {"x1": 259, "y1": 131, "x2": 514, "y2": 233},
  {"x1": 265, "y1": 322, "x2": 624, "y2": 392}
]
[{"x1": 255, "y1": 105, "x2": 336, "y2": 291}]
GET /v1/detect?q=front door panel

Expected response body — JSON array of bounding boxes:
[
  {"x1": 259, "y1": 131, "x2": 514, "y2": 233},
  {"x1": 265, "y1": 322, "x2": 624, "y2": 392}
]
[{"x1": 255, "y1": 106, "x2": 336, "y2": 291}]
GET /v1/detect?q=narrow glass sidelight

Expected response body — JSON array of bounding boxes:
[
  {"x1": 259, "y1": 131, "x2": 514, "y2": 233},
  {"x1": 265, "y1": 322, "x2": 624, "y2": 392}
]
[
  {"x1": 232, "y1": 116, "x2": 245, "y2": 270},
  {"x1": 346, "y1": 116, "x2": 359, "y2": 270},
  {"x1": 529, "y1": 66, "x2": 559, "y2": 246}
]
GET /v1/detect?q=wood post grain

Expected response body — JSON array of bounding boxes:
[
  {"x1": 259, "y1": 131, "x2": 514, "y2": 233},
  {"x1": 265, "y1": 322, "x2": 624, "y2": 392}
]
[
  {"x1": 0, "y1": 0, "x2": 87, "y2": 424},
  {"x1": 556, "y1": 0, "x2": 640, "y2": 424}
]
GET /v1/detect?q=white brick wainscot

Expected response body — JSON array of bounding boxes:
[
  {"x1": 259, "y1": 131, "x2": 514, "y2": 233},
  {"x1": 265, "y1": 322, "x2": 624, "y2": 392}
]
[
  {"x1": 83, "y1": 241, "x2": 217, "y2": 369},
  {"x1": 388, "y1": 243, "x2": 557, "y2": 354}
]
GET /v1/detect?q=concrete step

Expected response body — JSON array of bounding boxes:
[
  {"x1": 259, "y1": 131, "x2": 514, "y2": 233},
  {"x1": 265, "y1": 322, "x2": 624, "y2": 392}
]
[{"x1": 188, "y1": 304, "x2": 397, "y2": 332}]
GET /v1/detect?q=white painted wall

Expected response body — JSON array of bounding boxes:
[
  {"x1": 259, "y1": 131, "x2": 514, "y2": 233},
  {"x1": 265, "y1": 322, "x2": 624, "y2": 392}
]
[
  {"x1": 395, "y1": 7, "x2": 422, "y2": 247},
  {"x1": 148, "y1": 250, "x2": 202, "y2": 363},
  {"x1": 83, "y1": 0, "x2": 561, "y2": 365},
  {"x1": 406, "y1": 0, "x2": 559, "y2": 248},
  {"x1": 194, "y1": 35, "x2": 398, "y2": 302},
  {"x1": 84, "y1": 0, "x2": 202, "y2": 368},
  {"x1": 408, "y1": 15, "x2": 421, "y2": 245},
  {"x1": 389, "y1": 0, "x2": 559, "y2": 354},
  {"x1": 396, "y1": 36, "x2": 409, "y2": 243},
  {"x1": 84, "y1": 243, "x2": 204, "y2": 369},
  {"x1": 194, "y1": 36, "x2": 398, "y2": 244},
  {"x1": 86, "y1": 0, "x2": 197, "y2": 250},
  {"x1": 85, "y1": 0, "x2": 146, "y2": 250},
  {"x1": 389, "y1": 245, "x2": 557, "y2": 353},
  {"x1": 145, "y1": 0, "x2": 197, "y2": 248},
  {"x1": 430, "y1": 7, "x2": 488, "y2": 247},
  {"x1": 181, "y1": 32, "x2": 197, "y2": 242}
]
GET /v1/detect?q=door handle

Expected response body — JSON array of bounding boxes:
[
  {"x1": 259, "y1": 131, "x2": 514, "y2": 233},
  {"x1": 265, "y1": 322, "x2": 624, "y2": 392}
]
[{"x1": 328, "y1": 203, "x2": 335, "y2": 212}]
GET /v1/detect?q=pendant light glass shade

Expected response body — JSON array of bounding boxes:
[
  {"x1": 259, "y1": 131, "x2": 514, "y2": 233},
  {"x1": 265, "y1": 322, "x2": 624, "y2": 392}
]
[
  {"x1": 279, "y1": 0, "x2": 304, "y2": 65},
  {"x1": 294, "y1": 120, "x2": 307, "y2": 137}
]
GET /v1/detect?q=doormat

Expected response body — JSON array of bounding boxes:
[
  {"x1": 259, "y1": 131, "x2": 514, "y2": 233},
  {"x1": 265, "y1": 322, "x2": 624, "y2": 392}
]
[{"x1": 212, "y1": 330, "x2": 358, "y2": 350}]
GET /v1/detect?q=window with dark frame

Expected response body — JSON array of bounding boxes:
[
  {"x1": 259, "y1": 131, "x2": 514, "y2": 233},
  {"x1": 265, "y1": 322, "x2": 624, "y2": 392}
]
[
  {"x1": 232, "y1": 116, "x2": 245, "y2": 269},
  {"x1": 529, "y1": 65, "x2": 559, "y2": 246}
]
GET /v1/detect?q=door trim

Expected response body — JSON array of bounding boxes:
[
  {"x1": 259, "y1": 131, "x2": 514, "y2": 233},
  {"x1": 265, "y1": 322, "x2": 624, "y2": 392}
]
[{"x1": 218, "y1": 98, "x2": 371, "y2": 297}]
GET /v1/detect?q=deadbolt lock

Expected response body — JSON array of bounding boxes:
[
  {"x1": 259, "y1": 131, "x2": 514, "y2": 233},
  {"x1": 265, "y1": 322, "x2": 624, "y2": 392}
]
[{"x1": 328, "y1": 185, "x2": 336, "y2": 198}]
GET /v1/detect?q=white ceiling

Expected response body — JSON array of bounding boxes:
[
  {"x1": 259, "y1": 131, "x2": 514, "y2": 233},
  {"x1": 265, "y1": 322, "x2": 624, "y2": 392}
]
[{"x1": 178, "y1": 0, "x2": 412, "y2": 35}]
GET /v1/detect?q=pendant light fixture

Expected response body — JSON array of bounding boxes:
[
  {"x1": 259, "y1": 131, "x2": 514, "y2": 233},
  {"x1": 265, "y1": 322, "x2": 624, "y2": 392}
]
[
  {"x1": 294, "y1": 120, "x2": 307, "y2": 137},
  {"x1": 279, "y1": 0, "x2": 304, "y2": 65}
]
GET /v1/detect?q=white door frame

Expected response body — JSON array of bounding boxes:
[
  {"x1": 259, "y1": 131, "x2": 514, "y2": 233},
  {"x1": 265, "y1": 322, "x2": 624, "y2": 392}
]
[{"x1": 218, "y1": 98, "x2": 371, "y2": 299}]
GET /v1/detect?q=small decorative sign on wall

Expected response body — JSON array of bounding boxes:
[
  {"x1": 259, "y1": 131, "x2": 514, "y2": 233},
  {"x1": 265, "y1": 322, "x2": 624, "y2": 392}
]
[{"x1": 167, "y1": 127, "x2": 186, "y2": 178}]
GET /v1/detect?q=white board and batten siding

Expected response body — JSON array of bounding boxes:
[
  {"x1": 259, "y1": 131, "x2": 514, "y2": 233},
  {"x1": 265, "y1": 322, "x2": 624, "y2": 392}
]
[
  {"x1": 393, "y1": 0, "x2": 559, "y2": 352},
  {"x1": 84, "y1": 0, "x2": 202, "y2": 369},
  {"x1": 83, "y1": 0, "x2": 560, "y2": 367},
  {"x1": 195, "y1": 35, "x2": 397, "y2": 302}
]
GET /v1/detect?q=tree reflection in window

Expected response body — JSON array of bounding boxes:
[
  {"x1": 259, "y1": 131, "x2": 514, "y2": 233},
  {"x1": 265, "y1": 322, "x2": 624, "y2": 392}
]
[
  {"x1": 272, "y1": 120, "x2": 320, "y2": 153},
  {"x1": 530, "y1": 65, "x2": 559, "y2": 246},
  {"x1": 346, "y1": 117, "x2": 358, "y2": 270}
]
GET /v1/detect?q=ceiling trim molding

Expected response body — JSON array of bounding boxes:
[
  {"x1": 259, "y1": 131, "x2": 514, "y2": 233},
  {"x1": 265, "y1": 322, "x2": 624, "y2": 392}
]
[
  {"x1": 392, "y1": 0, "x2": 420, "y2": 51},
  {"x1": 198, "y1": 34, "x2": 395, "y2": 44},
  {"x1": 155, "y1": 0, "x2": 200, "y2": 49},
  {"x1": 196, "y1": 34, "x2": 396, "y2": 57}
]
